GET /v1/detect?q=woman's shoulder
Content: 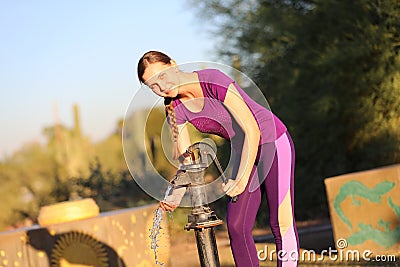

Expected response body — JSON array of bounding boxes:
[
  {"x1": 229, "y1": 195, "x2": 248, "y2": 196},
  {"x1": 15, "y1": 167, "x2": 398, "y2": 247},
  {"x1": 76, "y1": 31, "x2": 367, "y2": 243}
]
[{"x1": 196, "y1": 68, "x2": 234, "y2": 87}]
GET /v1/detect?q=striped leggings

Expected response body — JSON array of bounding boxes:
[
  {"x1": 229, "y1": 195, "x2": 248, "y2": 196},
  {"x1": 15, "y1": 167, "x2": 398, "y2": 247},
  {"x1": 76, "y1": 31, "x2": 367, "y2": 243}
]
[{"x1": 227, "y1": 132, "x2": 299, "y2": 267}]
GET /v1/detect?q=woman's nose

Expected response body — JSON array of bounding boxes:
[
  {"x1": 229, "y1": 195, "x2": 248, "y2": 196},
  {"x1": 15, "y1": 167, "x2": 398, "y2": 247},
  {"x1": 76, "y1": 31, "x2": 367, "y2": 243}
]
[{"x1": 158, "y1": 81, "x2": 167, "y2": 92}]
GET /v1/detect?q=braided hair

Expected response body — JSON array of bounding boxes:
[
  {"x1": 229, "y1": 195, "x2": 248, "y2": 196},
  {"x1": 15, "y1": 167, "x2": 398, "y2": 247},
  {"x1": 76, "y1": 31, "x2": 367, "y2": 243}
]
[{"x1": 164, "y1": 97, "x2": 180, "y2": 160}]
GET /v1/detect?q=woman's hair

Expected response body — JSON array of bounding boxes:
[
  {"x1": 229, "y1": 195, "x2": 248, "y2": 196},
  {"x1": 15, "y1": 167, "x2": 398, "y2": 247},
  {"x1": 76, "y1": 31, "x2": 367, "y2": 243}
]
[
  {"x1": 137, "y1": 51, "x2": 172, "y2": 83},
  {"x1": 137, "y1": 51, "x2": 180, "y2": 160}
]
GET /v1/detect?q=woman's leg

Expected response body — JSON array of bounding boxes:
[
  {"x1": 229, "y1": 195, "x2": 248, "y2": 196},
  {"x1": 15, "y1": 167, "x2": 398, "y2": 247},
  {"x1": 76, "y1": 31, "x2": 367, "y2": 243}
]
[
  {"x1": 263, "y1": 132, "x2": 299, "y2": 267},
  {"x1": 227, "y1": 132, "x2": 298, "y2": 266},
  {"x1": 226, "y1": 152, "x2": 262, "y2": 266}
]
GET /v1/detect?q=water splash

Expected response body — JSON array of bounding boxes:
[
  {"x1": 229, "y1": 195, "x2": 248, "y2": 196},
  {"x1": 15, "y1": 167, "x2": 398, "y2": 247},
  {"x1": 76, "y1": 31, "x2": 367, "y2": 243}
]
[{"x1": 149, "y1": 184, "x2": 173, "y2": 267}]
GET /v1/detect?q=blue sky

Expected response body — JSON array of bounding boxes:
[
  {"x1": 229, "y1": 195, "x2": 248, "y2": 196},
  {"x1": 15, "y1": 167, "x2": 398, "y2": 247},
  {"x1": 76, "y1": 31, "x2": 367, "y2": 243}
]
[{"x1": 0, "y1": 1, "x2": 217, "y2": 158}]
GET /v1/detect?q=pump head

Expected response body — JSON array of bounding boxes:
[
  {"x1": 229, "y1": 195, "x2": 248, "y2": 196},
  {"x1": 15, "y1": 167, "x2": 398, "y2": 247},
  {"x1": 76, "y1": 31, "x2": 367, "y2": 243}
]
[{"x1": 168, "y1": 142, "x2": 224, "y2": 229}]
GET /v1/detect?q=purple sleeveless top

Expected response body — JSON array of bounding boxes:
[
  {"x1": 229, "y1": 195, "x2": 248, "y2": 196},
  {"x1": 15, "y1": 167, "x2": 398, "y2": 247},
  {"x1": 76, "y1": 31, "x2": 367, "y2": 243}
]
[{"x1": 173, "y1": 69, "x2": 287, "y2": 148}]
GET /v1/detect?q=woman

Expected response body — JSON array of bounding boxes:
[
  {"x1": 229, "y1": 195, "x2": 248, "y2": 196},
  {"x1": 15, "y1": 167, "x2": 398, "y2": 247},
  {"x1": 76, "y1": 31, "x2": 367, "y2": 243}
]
[{"x1": 137, "y1": 51, "x2": 299, "y2": 267}]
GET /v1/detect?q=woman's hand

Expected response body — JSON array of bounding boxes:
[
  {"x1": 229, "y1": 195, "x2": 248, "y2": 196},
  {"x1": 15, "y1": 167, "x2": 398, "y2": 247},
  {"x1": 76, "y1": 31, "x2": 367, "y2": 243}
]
[
  {"x1": 223, "y1": 178, "x2": 246, "y2": 198},
  {"x1": 161, "y1": 186, "x2": 186, "y2": 212},
  {"x1": 160, "y1": 201, "x2": 178, "y2": 212}
]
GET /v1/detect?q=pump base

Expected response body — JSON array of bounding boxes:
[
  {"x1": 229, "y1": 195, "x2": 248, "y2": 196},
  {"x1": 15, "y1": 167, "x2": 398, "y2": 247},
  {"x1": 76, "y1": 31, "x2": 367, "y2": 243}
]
[{"x1": 184, "y1": 219, "x2": 223, "y2": 230}]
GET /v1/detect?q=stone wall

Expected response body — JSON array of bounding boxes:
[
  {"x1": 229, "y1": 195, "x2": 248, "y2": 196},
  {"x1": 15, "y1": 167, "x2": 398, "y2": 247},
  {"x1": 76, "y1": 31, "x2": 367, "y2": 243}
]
[{"x1": 0, "y1": 203, "x2": 170, "y2": 267}]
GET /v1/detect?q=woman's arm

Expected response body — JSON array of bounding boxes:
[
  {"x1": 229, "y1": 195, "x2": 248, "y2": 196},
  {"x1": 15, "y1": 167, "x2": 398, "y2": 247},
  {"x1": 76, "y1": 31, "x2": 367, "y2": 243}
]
[
  {"x1": 177, "y1": 122, "x2": 192, "y2": 156},
  {"x1": 223, "y1": 83, "x2": 261, "y2": 197},
  {"x1": 160, "y1": 122, "x2": 192, "y2": 212}
]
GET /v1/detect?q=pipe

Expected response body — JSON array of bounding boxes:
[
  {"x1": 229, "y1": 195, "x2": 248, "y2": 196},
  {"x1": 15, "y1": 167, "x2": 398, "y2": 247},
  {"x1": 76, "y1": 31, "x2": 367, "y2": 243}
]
[{"x1": 195, "y1": 228, "x2": 220, "y2": 267}]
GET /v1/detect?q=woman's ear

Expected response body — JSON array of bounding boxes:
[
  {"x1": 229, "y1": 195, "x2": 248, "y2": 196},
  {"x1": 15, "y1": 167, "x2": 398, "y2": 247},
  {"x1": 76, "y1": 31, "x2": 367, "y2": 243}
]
[
  {"x1": 169, "y1": 59, "x2": 177, "y2": 66},
  {"x1": 169, "y1": 59, "x2": 179, "y2": 73}
]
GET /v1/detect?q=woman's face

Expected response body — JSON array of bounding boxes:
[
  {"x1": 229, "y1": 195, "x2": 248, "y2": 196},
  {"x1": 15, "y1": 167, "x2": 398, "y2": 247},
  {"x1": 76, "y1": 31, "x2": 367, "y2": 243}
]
[{"x1": 142, "y1": 61, "x2": 180, "y2": 98}]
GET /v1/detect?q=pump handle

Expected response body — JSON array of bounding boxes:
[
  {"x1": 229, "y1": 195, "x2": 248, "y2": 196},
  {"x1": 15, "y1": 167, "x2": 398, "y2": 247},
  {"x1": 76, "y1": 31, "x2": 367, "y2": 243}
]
[{"x1": 178, "y1": 142, "x2": 238, "y2": 203}]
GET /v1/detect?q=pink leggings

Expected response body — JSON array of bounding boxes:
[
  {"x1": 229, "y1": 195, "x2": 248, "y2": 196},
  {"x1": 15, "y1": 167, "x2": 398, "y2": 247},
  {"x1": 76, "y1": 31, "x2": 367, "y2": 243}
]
[{"x1": 227, "y1": 132, "x2": 299, "y2": 267}]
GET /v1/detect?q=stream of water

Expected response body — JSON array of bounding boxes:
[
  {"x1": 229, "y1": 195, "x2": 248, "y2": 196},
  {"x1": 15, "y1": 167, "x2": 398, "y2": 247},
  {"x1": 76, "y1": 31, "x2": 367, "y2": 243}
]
[{"x1": 149, "y1": 184, "x2": 173, "y2": 267}]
